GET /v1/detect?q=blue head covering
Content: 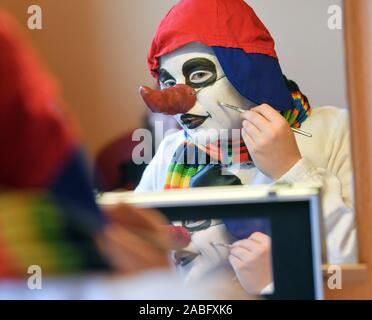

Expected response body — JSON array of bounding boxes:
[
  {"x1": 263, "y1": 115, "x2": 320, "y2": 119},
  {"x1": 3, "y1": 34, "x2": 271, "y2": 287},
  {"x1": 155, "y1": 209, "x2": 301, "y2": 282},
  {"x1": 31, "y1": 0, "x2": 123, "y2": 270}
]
[{"x1": 212, "y1": 47, "x2": 295, "y2": 112}]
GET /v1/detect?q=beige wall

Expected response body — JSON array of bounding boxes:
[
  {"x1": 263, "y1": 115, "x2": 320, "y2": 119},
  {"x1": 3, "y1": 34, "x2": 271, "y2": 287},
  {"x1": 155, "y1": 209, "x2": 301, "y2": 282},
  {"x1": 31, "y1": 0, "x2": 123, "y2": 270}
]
[
  {"x1": 1, "y1": 1, "x2": 108, "y2": 156},
  {"x1": 0, "y1": 0, "x2": 172, "y2": 156},
  {"x1": 1, "y1": 0, "x2": 347, "y2": 157}
]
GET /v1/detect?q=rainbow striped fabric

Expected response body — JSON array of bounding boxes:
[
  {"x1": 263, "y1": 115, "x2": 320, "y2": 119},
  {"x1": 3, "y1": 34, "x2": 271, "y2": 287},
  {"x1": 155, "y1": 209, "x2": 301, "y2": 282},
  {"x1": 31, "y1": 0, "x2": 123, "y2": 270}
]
[
  {"x1": 282, "y1": 77, "x2": 312, "y2": 129},
  {"x1": 164, "y1": 78, "x2": 312, "y2": 190},
  {"x1": 164, "y1": 138, "x2": 250, "y2": 189},
  {"x1": 0, "y1": 192, "x2": 108, "y2": 278}
]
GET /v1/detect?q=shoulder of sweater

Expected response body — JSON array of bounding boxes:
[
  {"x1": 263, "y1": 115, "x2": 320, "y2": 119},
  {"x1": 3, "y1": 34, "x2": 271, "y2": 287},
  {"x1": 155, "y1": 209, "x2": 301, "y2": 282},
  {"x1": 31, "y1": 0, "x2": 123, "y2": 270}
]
[
  {"x1": 157, "y1": 130, "x2": 185, "y2": 150},
  {"x1": 304, "y1": 106, "x2": 349, "y2": 135},
  {"x1": 308, "y1": 106, "x2": 349, "y2": 124}
]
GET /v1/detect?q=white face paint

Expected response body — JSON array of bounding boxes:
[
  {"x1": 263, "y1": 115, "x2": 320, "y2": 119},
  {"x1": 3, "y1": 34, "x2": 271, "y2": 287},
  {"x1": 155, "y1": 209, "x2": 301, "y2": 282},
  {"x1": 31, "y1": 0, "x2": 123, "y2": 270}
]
[
  {"x1": 173, "y1": 221, "x2": 236, "y2": 284},
  {"x1": 159, "y1": 42, "x2": 255, "y2": 144}
]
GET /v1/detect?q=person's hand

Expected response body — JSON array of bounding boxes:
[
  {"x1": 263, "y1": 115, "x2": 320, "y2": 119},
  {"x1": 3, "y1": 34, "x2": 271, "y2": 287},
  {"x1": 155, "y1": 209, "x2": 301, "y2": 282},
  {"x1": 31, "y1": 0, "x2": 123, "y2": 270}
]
[
  {"x1": 96, "y1": 204, "x2": 172, "y2": 275},
  {"x1": 240, "y1": 104, "x2": 302, "y2": 180},
  {"x1": 229, "y1": 232, "x2": 273, "y2": 294}
]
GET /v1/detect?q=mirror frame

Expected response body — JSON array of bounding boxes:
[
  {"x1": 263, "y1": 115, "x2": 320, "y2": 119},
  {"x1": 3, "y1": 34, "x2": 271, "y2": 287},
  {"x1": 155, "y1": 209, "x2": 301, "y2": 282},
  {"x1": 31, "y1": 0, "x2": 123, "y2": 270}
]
[{"x1": 324, "y1": 0, "x2": 372, "y2": 299}]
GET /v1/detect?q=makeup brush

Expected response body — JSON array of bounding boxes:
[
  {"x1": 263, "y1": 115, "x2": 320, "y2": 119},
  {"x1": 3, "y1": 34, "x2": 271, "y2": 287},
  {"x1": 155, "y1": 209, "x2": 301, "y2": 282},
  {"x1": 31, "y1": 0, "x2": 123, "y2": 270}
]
[
  {"x1": 210, "y1": 242, "x2": 233, "y2": 249},
  {"x1": 219, "y1": 102, "x2": 312, "y2": 138}
]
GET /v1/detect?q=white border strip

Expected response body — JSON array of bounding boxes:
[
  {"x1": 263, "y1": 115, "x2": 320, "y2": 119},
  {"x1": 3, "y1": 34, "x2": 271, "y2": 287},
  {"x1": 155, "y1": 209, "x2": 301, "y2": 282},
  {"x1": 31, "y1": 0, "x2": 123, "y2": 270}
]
[{"x1": 309, "y1": 195, "x2": 324, "y2": 300}]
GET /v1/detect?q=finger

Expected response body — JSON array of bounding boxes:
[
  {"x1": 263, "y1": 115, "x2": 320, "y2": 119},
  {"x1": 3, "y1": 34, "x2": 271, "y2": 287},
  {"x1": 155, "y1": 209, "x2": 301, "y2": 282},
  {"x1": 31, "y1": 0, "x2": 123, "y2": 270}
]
[
  {"x1": 233, "y1": 238, "x2": 263, "y2": 254},
  {"x1": 249, "y1": 232, "x2": 271, "y2": 244},
  {"x1": 228, "y1": 254, "x2": 244, "y2": 270},
  {"x1": 240, "y1": 110, "x2": 271, "y2": 133},
  {"x1": 232, "y1": 239, "x2": 249, "y2": 248},
  {"x1": 230, "y1": 246, "x2": 254, "y2": 262},
  {"x1": 101, "y1": 240, "x2": 139, "y2": 273},
  {"x1": 241, "y1": 128, "x2": 256, "y2": 149},
  {"x1": 98, "y1": 225, "x2": 170, "y2": 273},
  {"x1": 104, "y1": 225, "x2": 165, "y2": 256},
  {"x1": 231, "y1": 240, "x2": 254, "y2": 251},
  {"x1": 251, "y1": 104, "x2": 282, "y2": 123},
  {"x1": 104, "y1": 203, "x2": 169, "y2": 233},
  {"x1": 242, "y1": 120, "x2": 262, "y2": 144}
]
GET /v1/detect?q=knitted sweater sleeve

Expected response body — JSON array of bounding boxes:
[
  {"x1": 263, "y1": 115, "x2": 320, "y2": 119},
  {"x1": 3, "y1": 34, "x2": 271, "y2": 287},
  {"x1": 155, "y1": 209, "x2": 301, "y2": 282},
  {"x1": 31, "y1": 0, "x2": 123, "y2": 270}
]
[{"x1": 277, "y1": 109, "x2": 357, "y2": 264}]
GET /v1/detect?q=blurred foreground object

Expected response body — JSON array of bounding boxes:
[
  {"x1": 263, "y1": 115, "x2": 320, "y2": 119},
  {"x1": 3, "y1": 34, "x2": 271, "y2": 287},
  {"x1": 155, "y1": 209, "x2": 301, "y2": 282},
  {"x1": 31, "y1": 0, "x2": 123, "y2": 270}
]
[
  {"x1": 0, "y1": 10, "x2": 76, "y2": 190},
  {"x1": 0, "y1": 10, "x2": 171, "y2": 278},
  {"x1": 97, "y1": 203, "x2": 171, "y2": 274},
  {"x1": 0, "y1": 11, "x2": 253, "y2": 299},
  {"x1": 0, "y1": 192, "x2": 108, "y2": 277}
]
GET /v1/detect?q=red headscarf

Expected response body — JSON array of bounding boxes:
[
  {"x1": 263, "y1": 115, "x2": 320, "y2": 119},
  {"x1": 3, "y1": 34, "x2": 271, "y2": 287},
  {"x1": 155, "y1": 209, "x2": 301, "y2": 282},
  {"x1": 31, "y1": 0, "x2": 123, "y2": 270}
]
[
  {"x1": 0, "y1": 11, "x2": 76, "y2": 188},
  {"x1": 148, "y1": 0, "x2": 277, "y2": 80}
]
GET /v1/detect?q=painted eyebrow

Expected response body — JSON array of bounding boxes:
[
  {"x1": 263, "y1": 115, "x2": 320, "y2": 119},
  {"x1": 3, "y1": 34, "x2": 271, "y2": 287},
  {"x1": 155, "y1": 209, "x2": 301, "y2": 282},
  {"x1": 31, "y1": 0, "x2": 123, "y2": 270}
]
[
  {"x1": 159, "y1": 68, "x2": 176, "y2": 83},
  {"x1": 182, "y1": 58, "x2": 216, "y2": 76}
]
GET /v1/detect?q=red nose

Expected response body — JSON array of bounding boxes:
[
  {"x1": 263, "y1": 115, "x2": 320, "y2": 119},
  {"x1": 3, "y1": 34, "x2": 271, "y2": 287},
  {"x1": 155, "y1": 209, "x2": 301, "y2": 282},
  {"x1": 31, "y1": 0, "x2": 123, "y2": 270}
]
[
  {"x1": 139, "y1": 84, "x2": 196, "y2": 115},
  {"x1": 166, "y1": 225, "x2": 191, "y2": 249}
]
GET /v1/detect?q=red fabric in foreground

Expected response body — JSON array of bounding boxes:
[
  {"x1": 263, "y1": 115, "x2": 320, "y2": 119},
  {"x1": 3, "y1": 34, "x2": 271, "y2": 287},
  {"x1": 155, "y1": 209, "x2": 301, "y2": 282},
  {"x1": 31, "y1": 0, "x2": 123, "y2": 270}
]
[
  {"x1": 148, "y1": 0, "x2": 277, "y2": 79},
  {"x1": 0, "y1": 11, "x2": 76, "y2": 188}
]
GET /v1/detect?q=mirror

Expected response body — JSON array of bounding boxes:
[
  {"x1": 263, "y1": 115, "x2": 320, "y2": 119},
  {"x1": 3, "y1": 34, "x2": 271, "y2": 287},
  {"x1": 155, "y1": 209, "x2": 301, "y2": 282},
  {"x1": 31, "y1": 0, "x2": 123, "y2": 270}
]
[{"x1": 0, "y1": 0, "x2": 362, "y2": 300}]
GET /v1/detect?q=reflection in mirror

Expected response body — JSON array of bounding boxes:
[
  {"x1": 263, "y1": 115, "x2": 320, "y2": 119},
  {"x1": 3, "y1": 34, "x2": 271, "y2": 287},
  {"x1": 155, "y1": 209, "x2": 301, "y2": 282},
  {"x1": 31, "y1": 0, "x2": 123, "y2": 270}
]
[
  {"x1": 131, "y1": 0, "x2": 357, "y2": 299},
  {"x1": 0, "y1": 0, "x2": 362, "y2": 300},
  {"x1": 171, "y1": 218, "x2": 273, "y2": 296},
  {"x1": 96, "y1": 186, "x2": 324, "y2": 299}
]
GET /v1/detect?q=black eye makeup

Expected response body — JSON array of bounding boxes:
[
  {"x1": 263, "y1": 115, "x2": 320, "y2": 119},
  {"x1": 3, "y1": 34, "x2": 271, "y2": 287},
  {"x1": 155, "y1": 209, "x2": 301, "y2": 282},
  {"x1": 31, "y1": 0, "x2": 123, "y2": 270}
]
[
  {"x1": 182, "y1": 58, "x2": 217, "y2": 89},
  {"x1": 159, "y1": 68, "x2": 177, "y2": 88}
]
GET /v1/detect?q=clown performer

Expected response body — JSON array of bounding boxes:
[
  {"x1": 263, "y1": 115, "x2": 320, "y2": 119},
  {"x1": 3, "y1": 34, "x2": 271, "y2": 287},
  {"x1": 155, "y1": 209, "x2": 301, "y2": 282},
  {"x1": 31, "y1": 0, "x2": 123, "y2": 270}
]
[{"x1": 136, "y1": 0, "x2": 356, "y2": 294}]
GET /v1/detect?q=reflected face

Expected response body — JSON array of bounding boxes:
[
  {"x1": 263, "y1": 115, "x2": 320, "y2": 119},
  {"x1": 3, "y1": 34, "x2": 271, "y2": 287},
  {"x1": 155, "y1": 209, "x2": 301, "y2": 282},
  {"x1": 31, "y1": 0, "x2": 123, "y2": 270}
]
[
  {"x1": 173, "y1": 221, "x2": 235, "y2": 283},
  {"x1": 159, "y1": 42, "x2": 255, "y2": 144}
]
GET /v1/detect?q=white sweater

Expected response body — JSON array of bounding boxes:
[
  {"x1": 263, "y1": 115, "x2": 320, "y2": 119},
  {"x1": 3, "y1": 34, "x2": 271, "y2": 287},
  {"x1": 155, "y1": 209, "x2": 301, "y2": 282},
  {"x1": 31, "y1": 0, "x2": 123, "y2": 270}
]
[{"x1": 136, "y1": 106, "x2": 357, "y2": 264}]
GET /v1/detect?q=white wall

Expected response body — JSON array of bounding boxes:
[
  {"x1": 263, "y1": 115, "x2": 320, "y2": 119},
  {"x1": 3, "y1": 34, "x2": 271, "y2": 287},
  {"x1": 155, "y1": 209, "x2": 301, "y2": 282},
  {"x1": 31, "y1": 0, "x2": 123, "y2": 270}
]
[{"x1": 246, "y1": 0, "x2": 347, "y2": 108}]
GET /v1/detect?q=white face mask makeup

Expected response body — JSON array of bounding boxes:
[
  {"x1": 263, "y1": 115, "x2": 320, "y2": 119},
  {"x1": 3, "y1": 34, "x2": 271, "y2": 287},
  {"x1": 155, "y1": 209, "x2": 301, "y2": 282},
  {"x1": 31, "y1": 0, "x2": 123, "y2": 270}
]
[
  {"x1": 173, "y1": 220, "x2": 236, "y2": 284},
  {"x1": 159, "y1": 42, "x2": 256, "y2": 144}
]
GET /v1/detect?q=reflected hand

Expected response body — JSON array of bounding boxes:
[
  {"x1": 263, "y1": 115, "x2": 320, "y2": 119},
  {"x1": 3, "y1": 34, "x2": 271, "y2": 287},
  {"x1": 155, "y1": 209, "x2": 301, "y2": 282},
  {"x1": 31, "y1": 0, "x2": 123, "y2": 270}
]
[
  {"x1": 229, "y1": 232, "x2": 273, "y2": 294},
  {"x1": 96, "y1": 204, "x2": 172, "y2": 275}
]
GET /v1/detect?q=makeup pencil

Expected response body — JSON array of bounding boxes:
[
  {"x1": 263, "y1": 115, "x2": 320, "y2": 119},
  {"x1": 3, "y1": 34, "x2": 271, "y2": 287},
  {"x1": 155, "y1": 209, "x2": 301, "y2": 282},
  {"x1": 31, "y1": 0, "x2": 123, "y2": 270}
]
[{"x1": 219, "y1": 102, "x2": 312, "y2": 138}]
